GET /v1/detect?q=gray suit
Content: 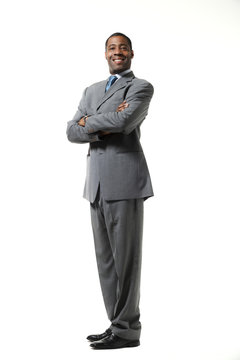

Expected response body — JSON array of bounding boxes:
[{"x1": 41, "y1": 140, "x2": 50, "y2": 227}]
[{"x1": 67, "y1": 71, "x2": 154, "y2": 340}]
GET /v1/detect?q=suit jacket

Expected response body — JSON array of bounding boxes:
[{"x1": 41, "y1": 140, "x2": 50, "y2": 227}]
[{"x1": 66, "y1": 71, "x2": 154, "y2": 202}]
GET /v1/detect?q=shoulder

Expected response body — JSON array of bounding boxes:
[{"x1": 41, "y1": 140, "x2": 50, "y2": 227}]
[
  {"x1": 82, "y1": 79, "x2": 106, "y2": 95},
  {"x1": 78, "y1": 79, "x2": 105, "y2": 102},
  {"x1": 132, "y1": 76, "x2": 153, "y2": 86},
  {"x1": 129, "y1": 76, "x2": 154, "y2": 96},
  {"x1": 88, "y1": 79, "x2": 106, "y2": 89}
]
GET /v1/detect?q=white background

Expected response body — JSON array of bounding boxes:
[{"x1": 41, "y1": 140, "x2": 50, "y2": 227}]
[{"x1": 0, "y1": 0, "x2": 240, "y2": 359}]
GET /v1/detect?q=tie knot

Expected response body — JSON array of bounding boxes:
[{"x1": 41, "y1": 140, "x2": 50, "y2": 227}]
[{"x1": 105, "y1": 75, "x2": 118, "y2": 92}]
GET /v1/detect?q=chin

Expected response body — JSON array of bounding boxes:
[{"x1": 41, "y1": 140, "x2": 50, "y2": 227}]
[{"x1": 112, "y1": 67, "x2": 125, "y2": 74}]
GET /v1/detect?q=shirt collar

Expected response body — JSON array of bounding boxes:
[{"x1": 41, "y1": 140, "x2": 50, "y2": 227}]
[{"x1": 113, "y1": 69, "x2": 132, "y2": 80}]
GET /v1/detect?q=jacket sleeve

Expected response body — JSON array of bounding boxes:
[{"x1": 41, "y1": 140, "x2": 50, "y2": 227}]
[
  {"x1": 66, "y1": 88, "x2": 101, "y2": 144},
  {"x1": 84, "y1": 81, "x2": 154, "y2": 135}
]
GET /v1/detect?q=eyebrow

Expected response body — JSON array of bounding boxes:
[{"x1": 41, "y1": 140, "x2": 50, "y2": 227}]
[{"x1": 107, "y1": 43, "x2": 129, "y2": 48}]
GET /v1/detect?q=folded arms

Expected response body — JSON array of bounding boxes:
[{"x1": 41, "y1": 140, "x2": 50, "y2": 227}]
[{"x1": 66, "y1": 82, "x2": 153, "y2": 144}]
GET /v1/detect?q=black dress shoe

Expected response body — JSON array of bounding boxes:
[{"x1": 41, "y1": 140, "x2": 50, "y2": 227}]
[
  {"x1": 90, "y1": 333, "x2": 140, "y2": 350},
  {"x1": 87, "y1": 328, "x2": 112, "y2": 342}
]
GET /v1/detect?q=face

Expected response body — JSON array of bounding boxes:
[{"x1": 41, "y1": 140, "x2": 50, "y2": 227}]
[{"x1": 105, "y1": 36, "x2": 134, "y2": 74}]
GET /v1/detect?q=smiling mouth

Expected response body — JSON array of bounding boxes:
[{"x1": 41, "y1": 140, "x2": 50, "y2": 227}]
[{"x1": 112, "y1": 58, "x2": 125, "y2": 64}]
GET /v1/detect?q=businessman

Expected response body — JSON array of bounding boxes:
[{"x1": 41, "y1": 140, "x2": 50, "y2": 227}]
[{"x1": 66, "y1": 33, "x2": 154, "y2": 350}]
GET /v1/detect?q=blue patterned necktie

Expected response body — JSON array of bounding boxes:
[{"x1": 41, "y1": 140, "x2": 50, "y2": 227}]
[{"x1": 105, "y1": 75, "x2": 118, "y2": 92}]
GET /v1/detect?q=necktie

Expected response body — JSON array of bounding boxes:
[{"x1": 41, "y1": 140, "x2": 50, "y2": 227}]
[{"x1": 105, "y1": 75, "x2": 118, "y2": 92}]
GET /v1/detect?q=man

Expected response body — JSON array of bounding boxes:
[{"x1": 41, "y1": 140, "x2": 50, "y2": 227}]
[{"x1": 66, "y1": 32, "x2": 154, "y2": 350}]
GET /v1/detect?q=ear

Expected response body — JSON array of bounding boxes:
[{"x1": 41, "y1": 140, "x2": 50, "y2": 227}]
[
  {"x1": 131, "y1": 50, "x2": 134, "y2": 59},
  {"x1": 105, "y1": 52, "x2": 107, "y2": 59}
]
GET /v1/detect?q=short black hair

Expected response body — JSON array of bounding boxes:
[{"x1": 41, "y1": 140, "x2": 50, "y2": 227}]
[{"x1": 105, "y1": 32, "x2": 132, "y2": 51}]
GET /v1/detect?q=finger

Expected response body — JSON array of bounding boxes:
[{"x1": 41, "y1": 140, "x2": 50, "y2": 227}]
[
  {"x1": 119, "y1": 100, "x2": 126, "y2": 106},
  {"x1": 117, "y1": 102, "x2": 129, "y2": 112}
]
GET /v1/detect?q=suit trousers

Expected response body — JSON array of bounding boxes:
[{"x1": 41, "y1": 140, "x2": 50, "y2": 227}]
[{"x1": 90, "y1": 187, "x2": 144, "y2": 341}]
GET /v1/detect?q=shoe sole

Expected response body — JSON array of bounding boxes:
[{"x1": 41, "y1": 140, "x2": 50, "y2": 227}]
[{"x1": 91, "y1": 340, "x2": 140, "y2": 350}]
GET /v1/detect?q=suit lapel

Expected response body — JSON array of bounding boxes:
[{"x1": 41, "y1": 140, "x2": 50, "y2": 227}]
[{"x1": 96, "y1": 71, "x2": 134, "y2": 111}]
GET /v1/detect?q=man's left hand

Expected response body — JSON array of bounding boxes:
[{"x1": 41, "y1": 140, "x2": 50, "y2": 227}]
[{"x1": 117, "y1": 100, "x2": 129, "y2": 112}]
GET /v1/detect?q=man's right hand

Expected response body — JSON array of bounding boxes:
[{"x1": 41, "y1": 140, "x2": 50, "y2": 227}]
[{"x1": 78, "y1": 116, "x2": 88, "y2": 126}]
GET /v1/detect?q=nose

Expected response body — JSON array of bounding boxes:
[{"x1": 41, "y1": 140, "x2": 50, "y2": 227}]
[{"x1": 114, "y1": 51, "x2": 124, "y2": 57}]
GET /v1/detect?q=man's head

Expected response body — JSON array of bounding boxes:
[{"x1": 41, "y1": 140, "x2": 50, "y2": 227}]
[{"x1": 105, "y1": 33, "x2": 134, "y2": 75}]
